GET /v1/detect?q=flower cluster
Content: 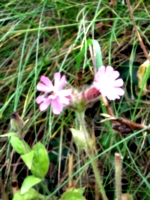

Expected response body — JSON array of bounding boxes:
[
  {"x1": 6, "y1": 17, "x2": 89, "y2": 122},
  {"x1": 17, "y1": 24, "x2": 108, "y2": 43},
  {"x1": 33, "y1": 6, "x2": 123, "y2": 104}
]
[
  {"x1": 36, "y1": 73, "x2": 71, "y2": 115},
  {"x1": 36, "y1": 66, "x2": 124, "y2": 114}
]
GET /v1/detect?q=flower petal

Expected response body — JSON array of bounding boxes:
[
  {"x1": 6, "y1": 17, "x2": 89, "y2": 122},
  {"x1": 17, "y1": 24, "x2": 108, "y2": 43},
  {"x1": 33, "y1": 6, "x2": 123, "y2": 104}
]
[
  {"x1": 51, "y1": 97, "x2": 64, "y2": 115},
  {"x1": 36, "y1": 95, "x2": 45, "y2": 104},
  {"x1": 105, "y1": 66, "x2": 114, "y2": 75},
  {"x1": 110, "y1": 71, "x2": 120, "y2": 80},
  {"x1": 59, "y1": 89, "x2": 72, "y2": 96},
  {"x1": 112, "y1": 79, "x2": 124, "y2": 87},
  {"x1": 40, "y1": 76, "x2": 53, "y2": 87},
  {"x1": 94, "y1": 66, "x2": 124, "y2": 100},
  {"x1": 37, "y1": 83, "x2": 53, "y2": 93},
  {"x1": 39, "y1": 99, "x2": 51, "y2": 111},
  {"x1": 54, "y1": 72, "x2": 61, "y2": 88},
  {"x1": 54, "y1": 72, "x2": 66, "y2": 90},
  {"x1": 94, "y1": 66, "x2": 105, "y2": 80},
  {"x1": 105, "y1": 86, "x2": 124, "y2": 100}
]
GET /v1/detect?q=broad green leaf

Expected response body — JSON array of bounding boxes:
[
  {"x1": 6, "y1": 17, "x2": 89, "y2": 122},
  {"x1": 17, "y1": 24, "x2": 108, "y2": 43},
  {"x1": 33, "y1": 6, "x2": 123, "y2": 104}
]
[
  {"x1": 13, "y1": 188, "x2": 45, "y2": 200},
  {"x1": 21, "y1": 175, "x2": 42, "y2": 194},
  {"x1": 10, "y1": 136, "x2": 31, "y2": 155},
  {"x1": 59, "y1": 188, "x2": 86, "y2": 200},
  {"x1": 21, "y1": 151, "x2": 34, "y2": 169},
  {"x1": 31, "y1": 142, "x2": 49, "y2": 178}
]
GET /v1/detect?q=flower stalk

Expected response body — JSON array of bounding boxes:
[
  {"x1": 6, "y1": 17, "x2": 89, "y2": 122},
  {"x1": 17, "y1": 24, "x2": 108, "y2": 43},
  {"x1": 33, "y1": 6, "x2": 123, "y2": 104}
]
[
  {"x1": 115, "y1": 153, "x2": 122, "y2": 200},
  {"x1": 76, "y1": 111, "x2": 108, "y2": 200}
]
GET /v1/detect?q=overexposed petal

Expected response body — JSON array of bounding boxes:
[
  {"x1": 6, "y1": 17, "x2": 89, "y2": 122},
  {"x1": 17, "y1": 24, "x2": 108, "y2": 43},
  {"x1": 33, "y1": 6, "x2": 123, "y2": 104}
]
[
  {"x1": 93, "y1": 81, "x2": 102, "y2": 90},
  {"x1": 105, "y1": 66, "x2": 114, "y2": 75},
  {"x1": 54, "y1": 72, "x2": 66, "y2": 90},
  {"x1": 106, "y1": 92, "x2": 119, "y2": 100},
  {"x1": 108, "y1": 95, "x2": 119, "y2": 100},
  {"x1": 58, "y1": 75, "x2": 67, "y2": 90},
  {"x1": 114, "y1": 87, "x2": 125, "y2": 95},
  {"x1": 94, "y1": 66, "x2": 124, "y2": 100},
  {"x1": 106, "y1": 88, "x2": 124, "y2": 100},
  {"x1": 54, "y1": 72, "x2": 61, "y2": 88},
  {"x1": 110, "y1": 71, "x2": 120, "y2": 80},
  {"x1": 112, "y1": 79, "x2": 124, "y2": 87},
  {"x1": 59, "y1": 95, "x2": 70, "y2": 105},
  {"x1": 95, "y1": 66, "x2": 105, "y2": 80},
  {"x1": 59, "y1": 89, "x2": 72, "y2": 96}
]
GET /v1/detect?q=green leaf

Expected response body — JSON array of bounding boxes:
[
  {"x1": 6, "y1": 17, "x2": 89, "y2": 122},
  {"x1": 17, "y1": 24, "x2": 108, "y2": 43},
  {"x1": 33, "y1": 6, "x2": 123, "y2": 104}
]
[
  {"x1": 0, "y1": 132, "x2": 17, "y2": 137},
  {"x1": 75, "y1": 39, "x2": 102, "y2": 72},
  {"x1": 90, "y1": 39, "x2": 103, "y2": 70},
  {"x1": 21, "y1": 175, "x2": 42, "y2": 194},
  {"x1": 99, "y1": 133, "x2": 111, "y2": 149},
  {"x1": 21, "y1": 151, "x2": 34, "y2": 169},
  {"x1": 59, "y1": 188, "x2": 86, "y2": 200},
  {"x1": 10, "y1": 136, "x2": 31, "y2": 155},
  {"x1": 87, "y1": 39, "x2": 103, "y2": 70},
  {"x1": 31, "y1": 142, "x2": 49, "y2": 178},
  {"x1": 13, "y1": 188, "x2": 45, "y2": 200}
]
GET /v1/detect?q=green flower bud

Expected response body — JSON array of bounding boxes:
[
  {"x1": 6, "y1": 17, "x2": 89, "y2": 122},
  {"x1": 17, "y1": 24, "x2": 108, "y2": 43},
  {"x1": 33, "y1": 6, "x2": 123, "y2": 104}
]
[
  {"x1": 10, "y1": 112, "x2": 24, "y2": 133},
  {"x1": 70, "y1": 128, "x2": 93, "y2": 150}
]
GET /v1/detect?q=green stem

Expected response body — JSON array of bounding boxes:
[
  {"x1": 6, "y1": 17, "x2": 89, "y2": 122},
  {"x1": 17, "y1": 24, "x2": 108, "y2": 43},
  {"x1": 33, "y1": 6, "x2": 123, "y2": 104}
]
[
  {"x1": 77, "y1": 111, "x2": 108, "y2": 200},
  {"x1": 76, "y1": 111, "x2": 89, "y2": 138},
  {"x1": 89, "y1": 153, "x2": 108, "y2": 200}
]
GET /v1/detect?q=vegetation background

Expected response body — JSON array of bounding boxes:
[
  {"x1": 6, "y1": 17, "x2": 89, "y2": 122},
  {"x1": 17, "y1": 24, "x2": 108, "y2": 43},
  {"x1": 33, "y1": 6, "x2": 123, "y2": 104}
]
[{"x1": 0, "y1": 0, "x2": 150, "y2": 199}]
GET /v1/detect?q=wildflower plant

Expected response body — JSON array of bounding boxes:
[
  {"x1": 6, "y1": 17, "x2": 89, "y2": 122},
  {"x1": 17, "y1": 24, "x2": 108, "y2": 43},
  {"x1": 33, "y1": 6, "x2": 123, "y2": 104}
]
[
  {"x1": 8, "y1": 52, "x2": 125, "y2": 199},
  {"x1": 35, "y1": 64, "x2": 124, "y2": 200},
  {"x1": 4, "y1": 37, "x2": 143, "y2": 200}
]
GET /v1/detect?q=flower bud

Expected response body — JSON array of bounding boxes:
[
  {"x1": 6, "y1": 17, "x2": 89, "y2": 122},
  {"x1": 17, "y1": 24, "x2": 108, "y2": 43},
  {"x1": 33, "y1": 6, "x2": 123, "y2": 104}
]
[
  {"x1": 10, "y1": 112, "x2": 24, "y2": 132},
  {"x1": 70, "y1": 128, "x2": 93, "y2": 150},
  {"x1": 84, "y1": 87, "x2": 101, "y2": 101}
]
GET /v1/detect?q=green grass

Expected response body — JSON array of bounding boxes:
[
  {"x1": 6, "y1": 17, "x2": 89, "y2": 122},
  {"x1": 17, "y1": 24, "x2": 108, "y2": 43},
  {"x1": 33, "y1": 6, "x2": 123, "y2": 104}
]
[{"x1": 0, "y1": 0, "x2": 150, "y2": 199}]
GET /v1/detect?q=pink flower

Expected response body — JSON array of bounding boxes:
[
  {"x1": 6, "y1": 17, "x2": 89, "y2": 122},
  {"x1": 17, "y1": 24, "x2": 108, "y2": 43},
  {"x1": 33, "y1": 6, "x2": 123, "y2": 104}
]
[
  {"x1": 36, "y1": 73, "x2": 71, "y2": 114},
  {"x1": 93, "y1": 66, "x2": 124, "y2": 100}
]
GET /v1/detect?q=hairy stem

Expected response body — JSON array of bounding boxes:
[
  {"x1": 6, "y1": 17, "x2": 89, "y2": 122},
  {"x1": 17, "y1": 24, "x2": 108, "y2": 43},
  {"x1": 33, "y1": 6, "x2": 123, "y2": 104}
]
[{"x1": 77, "y1": 111, "x2": 108, "y2": 200}]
